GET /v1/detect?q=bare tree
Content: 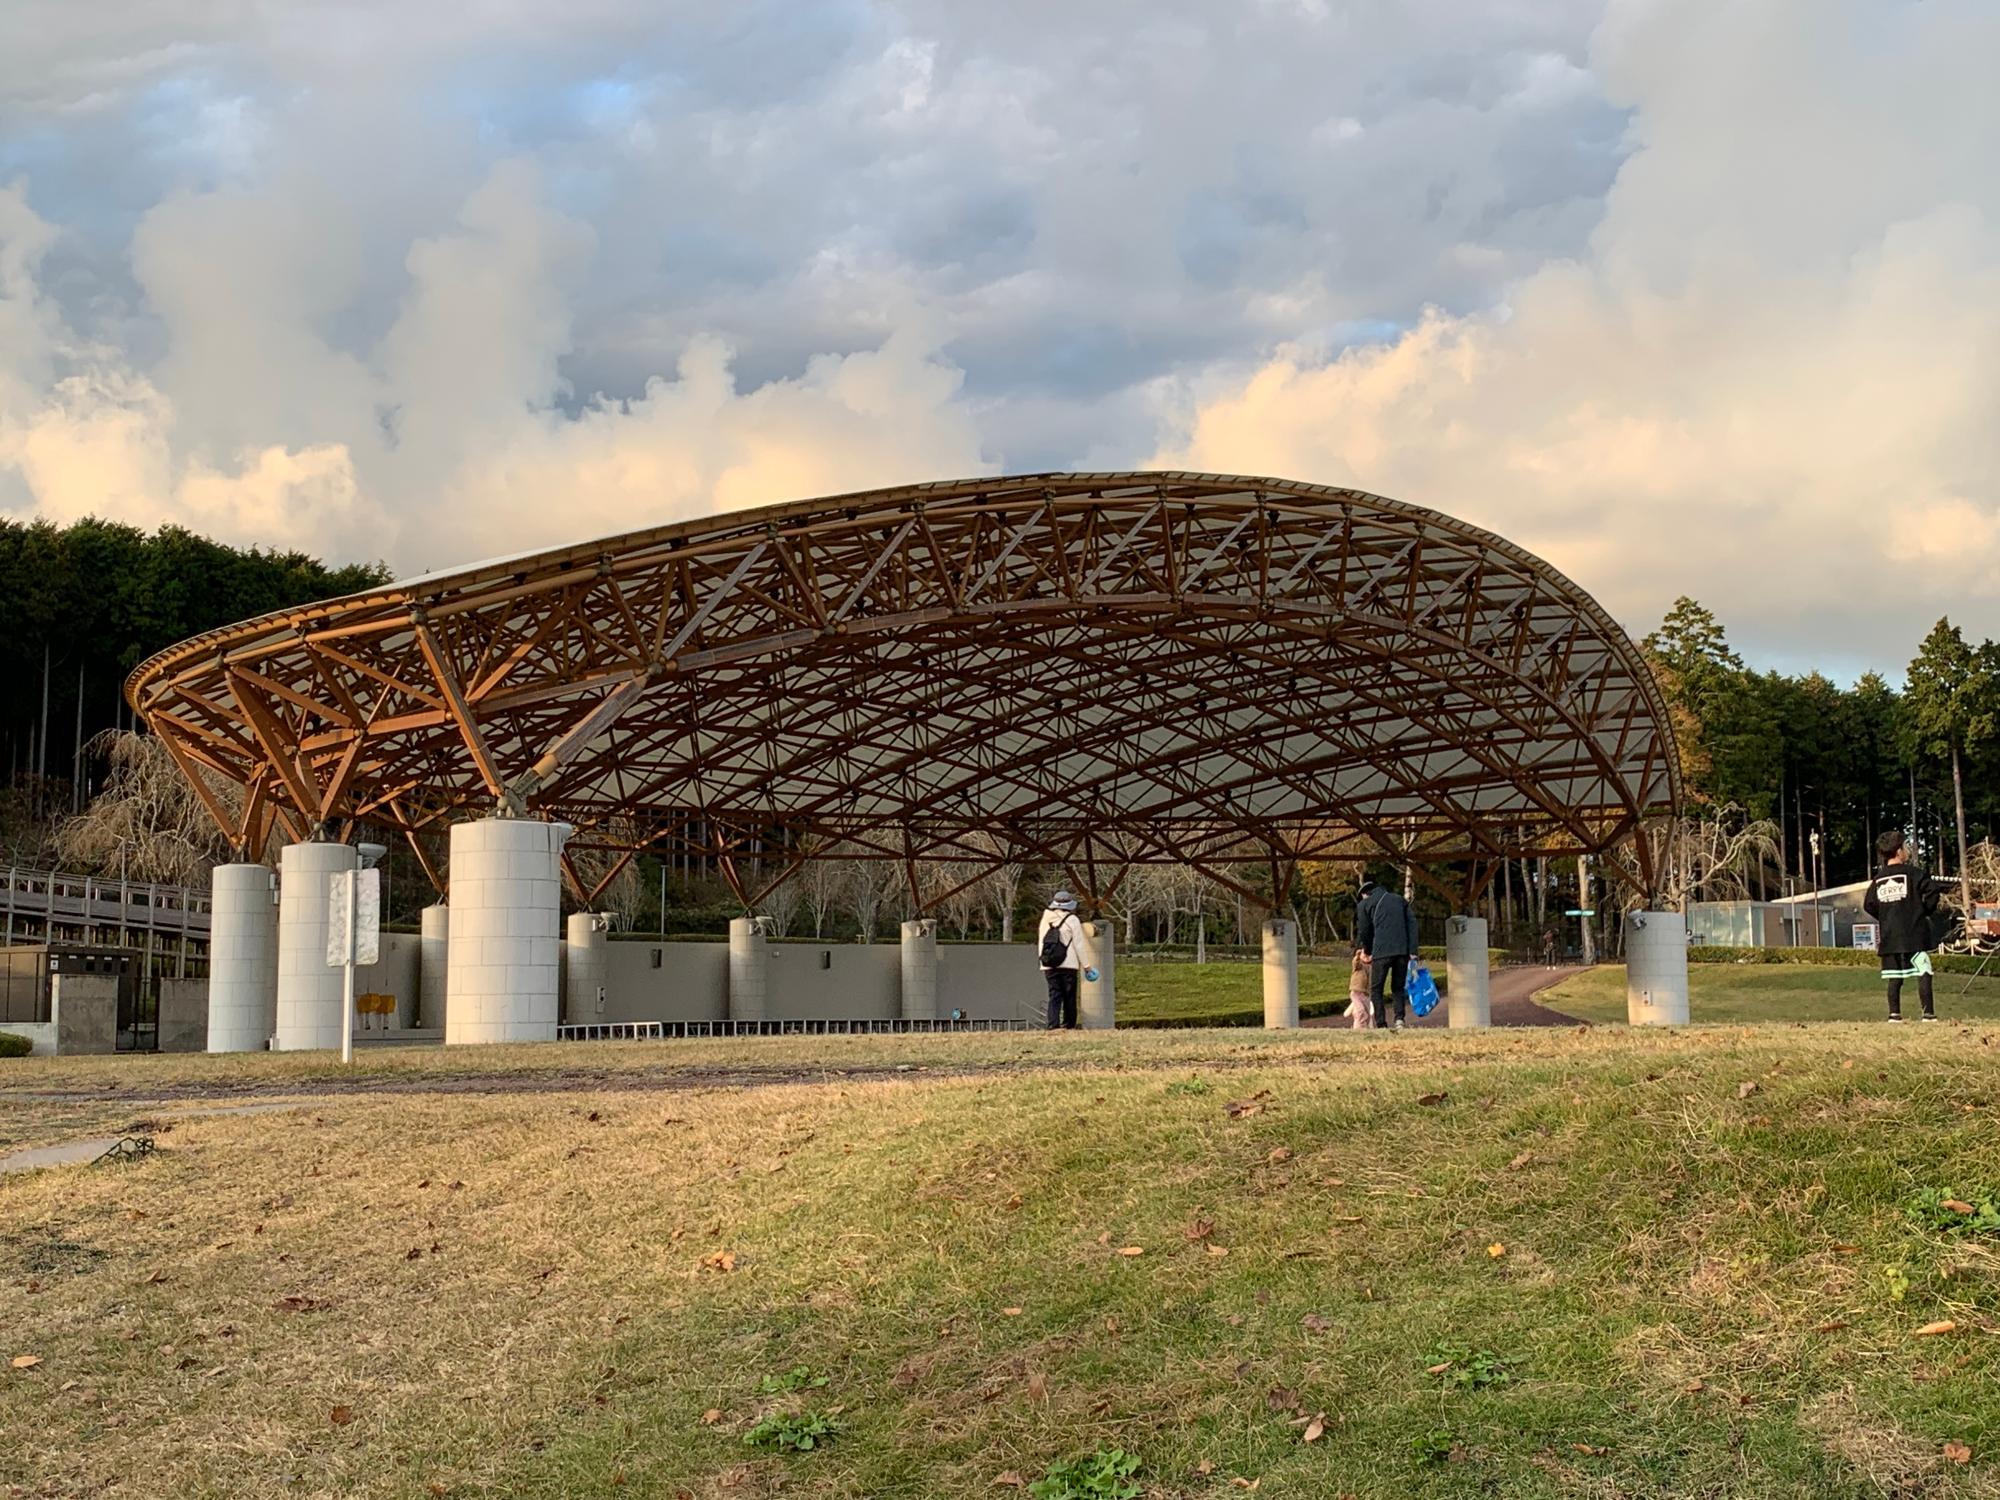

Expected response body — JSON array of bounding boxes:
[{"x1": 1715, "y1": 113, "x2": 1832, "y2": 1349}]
[
  {"x1": 754, "y1": 859, "x2": 805, "y2": 937},
  {"x1": 840, "y1": 857, "x2": 902, "y2": 943},
  {"x1": 1661, "y1": 811, "x2": 1782, "y2": 909},
  {"x1": 54, "y1": 731, "x2": 236, "y2": 887},
  {"x1": 799, "y1": 842, "x2": 845, "y2": 938},
  {"x1": 968, "y1": 833, "x2": 1024, "y2": 942}
]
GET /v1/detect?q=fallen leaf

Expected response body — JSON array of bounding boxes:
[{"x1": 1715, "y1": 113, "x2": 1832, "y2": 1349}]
[
  {"x1": 700, "y1": 1251, "x2": 737, "y2": 1273},
  {"x1": 1226, "y1": 1100, "x2": 1264, "y2": 1119},
  {"x1": 1266, "y1": 1386, "x2": 1299, "y2": 1413},
  {"x1": 329, "y1": 1404, "x2": 354, "y2": 1426},
  {"x1": 1943, "y1": 1441, "x2": 1972, "y2": 1465},
  {"x1": 1736, "y1": 1081, "x2": 1758, "y2": 1099},
  {"x1": 1814, "y1": 1319, "x2": 1849, "y2": 1334},
  {"x1": 1001, "y1": 1307, "x2": 1023, "y2": 1317},
  {"x1": 1683, "y1": 1380, "x2": 1705, "y2": 1394},
  {"x1": 1488, "y1": 1243, "x2": 1506, "y2": 1259},
  {"x1": 1027, "y1": 1372, "x2": 1048, "y2": 1405},
  {"x1": 1571, "y1": 1443, "x2": 1608, "y2": 1456},
  {"x1": 272, "y1": 1295, "x2": 326, "y2": 1313},
  {"x1": 1096, "y1": 1231, "x2": 1112, "y2": 1245},
  {"x1": 11, "y1": 1355, "x2": 41, "y2": 1370},
  {"x1": 1004, "y1": 1195, "x2": 1023, "y2": 1211},
  {"x1": 1427, "y1": 1362, "x2": 1453, "y2": 1375},
  {"x1": 1117, "y1": 1246, "x2": 1145, "y2": 1257},
  {"x1": 994, "y1": 1473, "x2": 1024, "y2": 1489},
  {"x1": 1230, "y1": 1479, "x2": 1261, "y2": 1491},
  {"x1": 144, "y1": 1270, "x2": 168, "y2": 1285},
  {"x1": 1267, "y1": 1147, "x2": 1293, "y2": 1164},
  {"x1": 701, "y1": 1409, "x2": 722, "y2": 1425},
  {"x1": 1942, "y1": 1199, "x2": 1975, "y2": 1215},
  {"x1": 1105, "y1": 1316, "x2": 1120, "y2": 1333},
  {"x1": 1185, "y1": 1217, "x2": 1216, "y2": 1242},
  {"x1": 1195, "y1": 1459, "x2": 1216, "y2": 1475},
  {"x1": 1416, "y1": 1091, "x2": 1449, "y2": 1106},
  {"x1": 1207, "y1": 1244, "x2": 1230, "y2": 1257},
  {"x1": 1915, "y1": 1320, "x2": 1958, "y2": 1337},
  {"x1": 1832, "y1": 1243, "x2": 1860, "y2": 1254},
  {"x1": 1302, "y1": 1313, "x2": 1333, "y2": 1334},
  {"x1": 1507, "y1": 1152, "x2": 1533, "y2": 1170},
  {"x1": 1302, "y1": 1413, "x2": 1326, "y2": 1443}
]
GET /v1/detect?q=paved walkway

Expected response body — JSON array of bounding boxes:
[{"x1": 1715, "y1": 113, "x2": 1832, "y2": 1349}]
[
  {"x1": 0, "y1": 1100, "x2": 309, "y2": 1175},
  {"x1": 1306, "y1": 964, "x2": 1588, "y2": 1030}
]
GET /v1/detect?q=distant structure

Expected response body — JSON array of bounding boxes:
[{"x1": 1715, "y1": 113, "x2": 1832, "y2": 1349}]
[{"x1": 127, "y1": 472, "x2": 1685, "y2": 1047}]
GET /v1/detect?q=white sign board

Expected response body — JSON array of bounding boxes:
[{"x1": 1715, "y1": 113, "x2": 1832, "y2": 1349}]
[{"x1": 326, "y1": 867, "x2": 382, "y2": 966}]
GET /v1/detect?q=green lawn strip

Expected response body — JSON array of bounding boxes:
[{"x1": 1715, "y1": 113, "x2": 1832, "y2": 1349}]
[
  {"x1": 477, "y1": 1042, "x2": 1997, "y2": 1497},
  {"x1": 1547, "y1": 965, "x2": 2000, "y2": 1026}
]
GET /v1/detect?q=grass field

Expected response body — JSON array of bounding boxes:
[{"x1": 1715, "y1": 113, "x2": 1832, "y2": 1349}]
[
  {"x1": 1549, "y1": 965, "x2": 2000, "y2": 1027},
  {"x1": 6, "y1": 1023, "x2": 2000, "y2": 1497},
  {"x1": 1115, "y1": 956, "x2": 1357, "y2": 1024}
]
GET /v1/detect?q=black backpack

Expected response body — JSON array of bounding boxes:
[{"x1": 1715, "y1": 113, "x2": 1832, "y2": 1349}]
[{"x1": 1038, "y1": 913, "x2": 1072, "y2": 968}]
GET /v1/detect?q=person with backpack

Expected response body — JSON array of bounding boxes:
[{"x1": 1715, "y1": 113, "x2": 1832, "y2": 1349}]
[
  {"x1": 1355, "y1": 876, "x2": 1420, "y2": 1030},
  {"x1": 1863, "y1": 830, "x2": 1945, "y2": 1023},
  {"x1": 1036, "y1": 890, "x2": 1093, "y2": 1030}
]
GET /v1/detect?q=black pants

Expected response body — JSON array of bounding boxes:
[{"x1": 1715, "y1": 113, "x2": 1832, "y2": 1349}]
[
  {"x1": 1369, "y1": 954, "x2": 1411, "y2": 1028},
  {"x1": 1883, "y1": 956, "x2": 1935, "y2": 1018},
  {"x1": 1044, "y1": 967, "x2": 1079, "y2": 1029}
]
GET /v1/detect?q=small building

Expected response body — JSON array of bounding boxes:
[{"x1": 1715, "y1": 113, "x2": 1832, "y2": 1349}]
[{"x1": 0, "y1": 944, "x2": 207, "y2": 1056}]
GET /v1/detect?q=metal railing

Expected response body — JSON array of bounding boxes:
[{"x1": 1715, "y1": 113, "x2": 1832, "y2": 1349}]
[
  {"x1": 1, "y1": 866, "x2": 212, "y2": 979},
  {"x1": 556, "y1": 1016, "x2": 1032, "y2": 1040}
]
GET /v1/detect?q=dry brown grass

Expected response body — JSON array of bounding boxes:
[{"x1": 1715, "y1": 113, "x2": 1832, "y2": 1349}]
[{"x1": 5, "y1": 1024, "x2": 2000, "y2": 1497}]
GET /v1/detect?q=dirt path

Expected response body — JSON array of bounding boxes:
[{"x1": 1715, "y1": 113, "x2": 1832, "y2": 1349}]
[{"x1": 1305, "y1": 965, "x2": 1588, "y2": 1030}]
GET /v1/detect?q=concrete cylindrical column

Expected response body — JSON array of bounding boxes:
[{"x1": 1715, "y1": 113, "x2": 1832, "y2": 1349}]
[
  {"x1": 1078, "y1": 921, "x2": 1116, "y2": 1030},
  {"x1": 900, "y1": 919, "x2": 940, "y2": 1021},
  {"x1": 1261, "y1": 918, "x2": 1299, "y2": 1029},
  {"x1": 207, "y1": 862, "x2": 279, "y2": 1052},
  {"x1": 445, "y1": 819, "x2": 565, "y2": 1045},
  {"x1": 274, "y1": 842, "x2": 357, "y2": 1051},
  {"x1": 1446, "y1": 915, "x2": 1492, "y2": 1029},
  {"x1": 729, "y1": 917, "x2": 769, "y2": 1022},
  {"x1": 565, "y1": 912, "x2": 610, "y2": 1024},
  {"x1": 1626, "y1": 911, "x2": 1691, "y2": 1026},
  {"x1": 419, "y1": 904, "x2": 449, "y2": 1031}
]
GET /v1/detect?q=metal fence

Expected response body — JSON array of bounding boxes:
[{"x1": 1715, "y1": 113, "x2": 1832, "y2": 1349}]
[
  {"x1": 556, "y1": 1017, "x2": 1033, "y2": 1040},
  {"x1": 1, "y1": 867, "x2": 211, "y2": 980}
]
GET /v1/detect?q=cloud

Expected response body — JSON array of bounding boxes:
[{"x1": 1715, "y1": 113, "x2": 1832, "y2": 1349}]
[
  {"x1": 0, "y1": 165, "x2": 987, "y2": 571},
  {"x1": 1152, "y1": 0, "x2": 2000, "y2": 666}
]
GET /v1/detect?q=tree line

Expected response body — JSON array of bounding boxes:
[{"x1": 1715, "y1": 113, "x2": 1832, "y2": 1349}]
[
  {"x1": 0, "y1": 517, "x2": 387, "y2": 860},
  {"x1": 1646, "y1": 597, "x2": 1999, "y2": 905}
]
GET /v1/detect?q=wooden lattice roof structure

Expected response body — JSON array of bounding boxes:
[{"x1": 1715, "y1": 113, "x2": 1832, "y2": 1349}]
[{"x1": 127, "y1": 472, "x2": 1679, "y2": 907}]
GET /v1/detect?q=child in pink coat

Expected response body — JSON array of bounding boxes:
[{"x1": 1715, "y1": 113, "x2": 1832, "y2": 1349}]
[{"x1": 1348, "y1": 949, "x2": 1375, "y2": 1030}]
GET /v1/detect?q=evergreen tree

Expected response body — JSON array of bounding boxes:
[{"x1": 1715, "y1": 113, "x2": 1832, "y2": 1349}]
[{"x1": 1902, "y1": 618, "x2": 2000, "y2": 917}]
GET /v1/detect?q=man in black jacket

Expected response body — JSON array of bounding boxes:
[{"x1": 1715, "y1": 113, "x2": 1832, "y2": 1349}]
[
  {"x1": 1863, "y1": 830, "x2": 1944, "y2": 1023},
  {"x1": 1355, "y1": 877, "x2": 1421, "y2": 1030}
]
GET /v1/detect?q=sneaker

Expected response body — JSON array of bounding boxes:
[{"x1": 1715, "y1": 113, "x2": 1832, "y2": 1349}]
[
  {"x1": 1392, "y1": 1019, "x2": 1405, "y2": 1032},
  {"x1": 1887, "y1": 1014, "x2": 1905, "y2": 1024},
  {"x1": 1920, "y1": 1014, "x2": 1938, "y2": 1023}
]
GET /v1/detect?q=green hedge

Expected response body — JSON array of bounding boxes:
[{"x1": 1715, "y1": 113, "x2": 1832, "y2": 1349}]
[
  {"x1": 0, "y1": 1031, "x2": 32, "y2": 1058},
  {"x1": 1416, "y1": 946, "x2": 1509, "y2": 967},
  {"x1": 1690, "y1": 945, "x2": 1992, "y2": 975}
]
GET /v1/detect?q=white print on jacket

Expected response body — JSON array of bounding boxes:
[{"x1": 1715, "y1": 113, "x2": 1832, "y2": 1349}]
[{"x1": 1877, "y1": 875, "x2": 1910, "y2": 903}]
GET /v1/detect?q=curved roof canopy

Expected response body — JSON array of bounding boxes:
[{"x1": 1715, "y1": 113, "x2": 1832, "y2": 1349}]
[{"x1": 129, "y1": 473, "x2": 1679, "y2": 904}]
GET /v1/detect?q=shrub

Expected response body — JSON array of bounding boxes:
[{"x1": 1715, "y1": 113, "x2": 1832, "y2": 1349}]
[
  {"x1": 1688, "y1": 945, "x2": 1988, "y2": 974},
  {"x1": 0, "y1": 1032, "x2": 32, "y2": 1058}
]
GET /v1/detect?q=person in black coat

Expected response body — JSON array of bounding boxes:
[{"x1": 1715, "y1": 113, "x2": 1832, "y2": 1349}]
[
  {"x1": 1862, "y1": 830, "x2": 1945, "y2": 1023},
  {"x1": 1355, "y1": 877, "x2": 1421, "y2": 1030}
]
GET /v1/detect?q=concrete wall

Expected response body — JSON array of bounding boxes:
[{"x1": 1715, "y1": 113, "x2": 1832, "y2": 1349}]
[
  {"x1": 51, "y1": 973, "x2": 117, "y2": 1055},
  {"x1": 159, "y1": 978, "x2": 208, "y2": 1052},
  {"x1": 602, "y1": 941, "x2": 729, "y2": 1023},
  {"x1": 599, "y1": 938, "x2": 1044, "y2": 1025},
  {"x1": 354, "y1": 932, "x2": 423, "y2": 1030},
  {"x1": 7, "y1": 1020, "x2": 56, "y2": 1055}
]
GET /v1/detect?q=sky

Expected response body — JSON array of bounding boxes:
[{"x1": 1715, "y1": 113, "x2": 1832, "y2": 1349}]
[{"x1": 1, "y1": 0, "x2": 1995, "y2": 674}]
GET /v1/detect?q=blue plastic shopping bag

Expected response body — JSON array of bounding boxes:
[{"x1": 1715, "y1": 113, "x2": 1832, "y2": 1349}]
[{"x1": 1407, "y1": 963, "x2": 1440, "y2": 1018}]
